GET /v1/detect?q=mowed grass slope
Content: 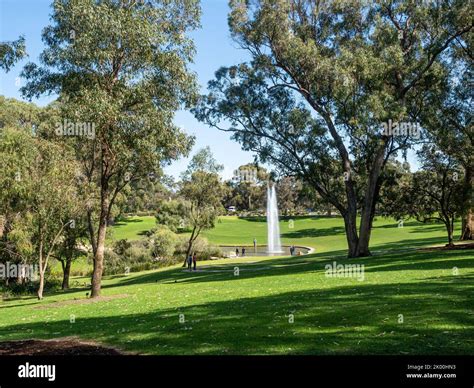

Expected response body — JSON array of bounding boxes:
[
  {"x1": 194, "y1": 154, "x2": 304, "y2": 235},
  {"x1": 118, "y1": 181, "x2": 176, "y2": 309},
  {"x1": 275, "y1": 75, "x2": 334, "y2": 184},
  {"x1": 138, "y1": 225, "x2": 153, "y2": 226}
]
[
  {"x1": 202, "y1": 215, "x2": 461, "y2": 254},
  {"x1": 107, "y1": 214, "x2": 463, "y2": 252},
  {"x1": 110, "y1": 215, "x2": 156, "y2": 241},
  {"x1": 0, "y1": 216, "x2": 472, "y2": 355}
]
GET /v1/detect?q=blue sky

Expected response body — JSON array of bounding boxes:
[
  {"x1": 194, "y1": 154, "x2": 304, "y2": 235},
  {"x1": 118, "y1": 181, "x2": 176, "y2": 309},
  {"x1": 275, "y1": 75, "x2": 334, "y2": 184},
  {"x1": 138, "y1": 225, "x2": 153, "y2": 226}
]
[
  {"x1": 0, "y1": 0, "x2": 418, "y2": 179},
  {"x1": 0, "y1": 0, "x2": 255, "y2": 180}
]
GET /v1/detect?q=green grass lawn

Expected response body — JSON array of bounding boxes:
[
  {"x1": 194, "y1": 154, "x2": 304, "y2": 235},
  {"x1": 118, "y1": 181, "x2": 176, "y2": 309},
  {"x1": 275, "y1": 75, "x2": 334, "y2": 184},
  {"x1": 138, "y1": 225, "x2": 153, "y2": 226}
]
[
  {"x1": 106, "y1": 214, "x2": 463, "y2": 254},
  {"x1": 1, "y1": 215, "x2": 472, "y2": 355},
  {"x1": 202, "y1": 215, "x2": 462, "y2": 253},
  {"x1": 110, "y1": 215, "x2": 156, "y2": 241}
]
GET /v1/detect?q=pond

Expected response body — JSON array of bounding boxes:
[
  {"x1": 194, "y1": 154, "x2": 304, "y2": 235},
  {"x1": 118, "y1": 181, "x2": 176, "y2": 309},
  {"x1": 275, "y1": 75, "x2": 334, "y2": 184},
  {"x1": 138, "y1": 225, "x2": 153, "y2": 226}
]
[{"x1": 219, "y1": 245, "x2": 312, "y2": 257}]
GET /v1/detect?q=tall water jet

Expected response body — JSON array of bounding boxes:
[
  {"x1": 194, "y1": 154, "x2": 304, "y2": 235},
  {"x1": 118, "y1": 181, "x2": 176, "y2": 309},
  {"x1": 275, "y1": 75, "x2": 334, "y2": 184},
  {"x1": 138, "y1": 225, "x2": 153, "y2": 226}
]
[{"x1": 267, "y1": 183, "x2": 282, "y2": 253}]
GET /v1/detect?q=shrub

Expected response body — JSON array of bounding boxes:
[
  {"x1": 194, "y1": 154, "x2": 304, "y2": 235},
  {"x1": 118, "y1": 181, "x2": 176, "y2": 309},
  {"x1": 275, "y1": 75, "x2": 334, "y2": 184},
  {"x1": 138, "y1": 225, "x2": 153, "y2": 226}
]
[
  {"x1": 150, "y1": 226, "x2": 177, "y2": 259},
  {"x1": 104, "y1": 239, "x2": 152, "y2": 275},
  {"x1": 174, "y1": 235, "x2": 223, "y2": 260}
]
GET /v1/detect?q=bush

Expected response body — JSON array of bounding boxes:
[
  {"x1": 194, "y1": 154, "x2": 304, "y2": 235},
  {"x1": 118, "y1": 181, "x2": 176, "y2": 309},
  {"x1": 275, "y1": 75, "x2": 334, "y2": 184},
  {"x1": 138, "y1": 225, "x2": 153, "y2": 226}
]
[
  {"x1": 104, "y1": 239, "x2": 152, "y2": 275},
  {"x1": 1, "y1": 281, "x2": 37, "y2": 296},
  {"x1": 0, "y1": 274, "x2": 62, "y2": 296},
  {"x1": 174, "y1": 235, "x2": 223, "y2": 260},
  {"x1": 150, "y1": 226, "x2": 177, "y2": 259}
]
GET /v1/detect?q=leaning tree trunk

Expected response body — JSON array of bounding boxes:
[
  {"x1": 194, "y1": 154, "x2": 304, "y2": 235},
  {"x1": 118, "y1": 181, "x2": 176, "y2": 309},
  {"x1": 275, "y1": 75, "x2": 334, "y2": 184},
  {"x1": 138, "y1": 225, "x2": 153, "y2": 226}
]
[{"x1": 183, "y1": 227, "x2": 197, "y2": 267}]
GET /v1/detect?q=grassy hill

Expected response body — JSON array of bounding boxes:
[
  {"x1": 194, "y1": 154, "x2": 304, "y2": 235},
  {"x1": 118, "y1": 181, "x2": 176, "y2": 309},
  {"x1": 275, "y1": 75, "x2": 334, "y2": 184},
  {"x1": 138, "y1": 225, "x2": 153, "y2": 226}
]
[{"x1": 1, "y1": 215, "x2": 472, "y2": 355}]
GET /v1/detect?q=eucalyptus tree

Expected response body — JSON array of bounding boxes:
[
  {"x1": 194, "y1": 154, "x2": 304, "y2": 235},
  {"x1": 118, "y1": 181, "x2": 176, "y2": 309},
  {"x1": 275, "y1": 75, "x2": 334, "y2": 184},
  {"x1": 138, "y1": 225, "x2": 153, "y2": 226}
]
[
  {"x1": 54, "y1": 203, "x2": 89, "y2": 290},
  {"x1": 0, "y1": 128, "x2": 38, "y2": 274},
  {"x1": 0, "y1": 97, "x2": 42, "y2": 270},
  {"x1": 0, "y1": 120, "x2": 79, "y2": 298},
  {"x1": 0, "y1": 36, "x2": 26, "y2": 72},
  {"x1": 229, "y1": 163, "x2": 268, "y2": 211},
  {"x1": 180, "y1": 171, "x2": 224, "y2": 266},
  {"x1": 384, "y1": 147, "x2": 464, "y2": 246},
  {"x1": 30, "y1": 140, "x2": 79, "y2": 299},
  {"x1": 415, "y1": 40, "x2": 473, "y2": 240},
  {"x1": 179, "y1": 148, "x2": 225, "y2": 265},
  {"x1": 277, "y1": 176, "x2": 304, "y2": 216},
  {"x1": 120, "y1": 172, "x2": 173, "y2": 215},
  {"x1": 195, "y1": 0, "x2": 472, "y2": 257},
  {"x1": 21, "y1": 0, "x2": 200, "y2": 297}
]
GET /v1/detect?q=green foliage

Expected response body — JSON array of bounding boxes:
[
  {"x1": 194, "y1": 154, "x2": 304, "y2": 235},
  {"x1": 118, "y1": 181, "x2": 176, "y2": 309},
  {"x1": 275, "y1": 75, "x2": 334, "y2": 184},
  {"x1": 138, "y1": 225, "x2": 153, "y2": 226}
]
[
  {"x1": 105, "y1": 239, "x2": 152, "y2": 275},
  {"x1": 181, "y1": 146, "x2": 224, "y2": 180},
  {"x1": 155, "y1": 199, "x2": 189, "y2": 232},
  {"x1": 276, "y1": 176, "x2": 305, "y2": 216},
  {"x1": 173, "y1": 234, "x2": 221, "y2": 260},
  {"x1": 382, "y1": 147, "x2": 464, "y2": 245},
  {"x1": 0, "y1": 36, "x2": 26, "y2": 72},
  {"x1": 120, "y1": 173, "x2": 174, "y2": 215},
  {"x1": 20, "y1": 0, "x2": 201, "y2": 294},
  {"x1": 150, "y1": 226, "x2": 177, "y2": 259},
  {"x1": 196, "y1": 0, "x2": 472, "y2": 257}
]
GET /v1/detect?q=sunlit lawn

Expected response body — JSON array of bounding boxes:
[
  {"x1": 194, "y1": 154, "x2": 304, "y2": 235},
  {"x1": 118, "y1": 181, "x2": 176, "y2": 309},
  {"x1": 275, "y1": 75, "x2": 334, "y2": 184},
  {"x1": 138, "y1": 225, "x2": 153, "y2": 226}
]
[{"x1": 1, "y1": 215, "x2": 472, "y2": 355}]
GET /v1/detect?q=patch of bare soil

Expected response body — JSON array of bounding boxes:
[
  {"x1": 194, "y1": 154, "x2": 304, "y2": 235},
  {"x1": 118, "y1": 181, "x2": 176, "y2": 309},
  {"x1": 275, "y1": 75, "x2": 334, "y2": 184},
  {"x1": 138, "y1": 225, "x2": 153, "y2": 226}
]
[
  {"x1": 33, "y1": 294, "x2": 129, "y2": 309},
  {"x1": 0, "y1": 338, "x2": 126, "y2": 355},
  {"x1": 420, "y1": 242, "x2": 474, "y2": 252}
]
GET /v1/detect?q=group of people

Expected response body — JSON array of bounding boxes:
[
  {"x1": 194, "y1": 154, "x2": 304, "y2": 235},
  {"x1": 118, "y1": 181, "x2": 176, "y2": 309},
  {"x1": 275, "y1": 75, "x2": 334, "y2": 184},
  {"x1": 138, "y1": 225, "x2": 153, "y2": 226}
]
[
  {"x1": 235, "y1": 247, "x2": 246, "y2": 257},
  {"x1": 186, "y1": 253, "x2": 198, "y2": 271}
]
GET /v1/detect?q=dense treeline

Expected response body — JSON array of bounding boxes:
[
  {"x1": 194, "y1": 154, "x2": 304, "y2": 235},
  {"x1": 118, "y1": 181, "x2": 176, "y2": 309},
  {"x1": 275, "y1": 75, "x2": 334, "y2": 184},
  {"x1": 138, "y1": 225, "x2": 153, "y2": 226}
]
[{"x1": 0, "y1": 0, "x2": 471, "y2": 300}]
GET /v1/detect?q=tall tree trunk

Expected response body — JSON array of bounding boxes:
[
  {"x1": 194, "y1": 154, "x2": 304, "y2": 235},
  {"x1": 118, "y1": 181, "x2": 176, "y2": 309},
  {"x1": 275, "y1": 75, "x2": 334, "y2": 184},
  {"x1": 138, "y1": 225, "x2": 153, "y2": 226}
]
[
  {"x1": 357, "y1": 143, "x2": 386, "y2": 257},
  {"x1": 37, "y1": 243, "x2": 44, "y2": 300},
  {"x1": 87, "y1": 209, "x2": 98, "y2": 256},
  {"x1": 460, "y1": 165, "x2": 473, "y2": 240},
  {"x1": 343, "y1": 212, "x2": 359, "y2": 258},
  {"x1": 461, "y1": 209, "x2": 473, "y2": 240},
  {"x1": 445, "y1": 220, "x2": 454, "y2": 247},
  {"x1": 62, "y1": 256, "x2": 72, "y2": 290},
  {"x1": 91, "y1": 167, "x2": 109, "y2": 298},
  {"x1": 91, "y1": 209, "x2": 107, "y2": 298},
  {"x1": 37, "y1": 271, "x2": 45, "y2": 300}
]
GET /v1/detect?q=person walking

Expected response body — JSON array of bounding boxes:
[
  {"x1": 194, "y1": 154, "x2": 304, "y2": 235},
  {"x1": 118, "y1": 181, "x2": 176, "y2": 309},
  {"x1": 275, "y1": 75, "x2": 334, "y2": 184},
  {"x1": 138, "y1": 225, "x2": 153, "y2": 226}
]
[
  {"x1": 253, "y1": 238, "x2": 257, "y2": 251},
  {"x1": 193, "y1": 253, "x2": 197, "y2": 271},
  {"x1": 187, "y1": 254, "x2": 193, "y2": 271},
  {"x1": 242, "y1": 247, "x2": 246, "y2": 257},
  {"x1": 235, "y1": 248, "x2": 239, "y2": 257}
]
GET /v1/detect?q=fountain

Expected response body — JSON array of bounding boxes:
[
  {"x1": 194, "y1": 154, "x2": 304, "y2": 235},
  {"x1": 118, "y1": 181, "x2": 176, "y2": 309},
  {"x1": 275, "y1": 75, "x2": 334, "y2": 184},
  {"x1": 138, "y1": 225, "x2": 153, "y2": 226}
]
[
  {"x1": 220, "y1": 181, "x2": 312, "y2": 257},
  {"x1": 266, "y1": 183, "x2": 283, "y2": 253}
]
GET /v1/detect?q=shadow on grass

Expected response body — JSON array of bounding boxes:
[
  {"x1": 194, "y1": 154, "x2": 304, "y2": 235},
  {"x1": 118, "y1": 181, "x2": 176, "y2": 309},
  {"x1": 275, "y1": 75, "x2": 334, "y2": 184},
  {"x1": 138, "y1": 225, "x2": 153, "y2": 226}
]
[
  {"x1": 239, "y1": 215, "x2": 323, "y2": 223},
  {"x1": 370, "y1": 236, "x2": 457, "y2": 251},
  {"x1": 113, "y1": 218, "x2": 147, "y2": 226},
  {"x1": 0, "y1": 282, "x2": 97, "y2": 309},
  {"x1": 281, "y1": 226, "x2": 346, "y2": 239},
  {"x1": 97, "y1": 249, "x2": 473, "y2": 292},
  {"x1": 1, "y1": 273, "x2": 472, "y2": 355}
]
